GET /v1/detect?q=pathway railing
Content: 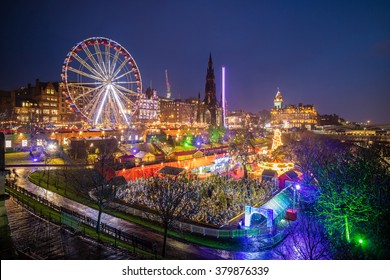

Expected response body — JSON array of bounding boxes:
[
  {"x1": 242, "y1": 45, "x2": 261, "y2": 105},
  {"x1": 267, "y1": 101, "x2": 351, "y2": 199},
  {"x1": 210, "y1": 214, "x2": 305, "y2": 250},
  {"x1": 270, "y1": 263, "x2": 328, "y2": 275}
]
[
  {"x1": 111, "y1": 200, "x2": 276, "y2": 239},
  {"x1": 6, "y1": 182, "x2": 157, "y2": 257},
  {"x1": 7, "y1": 179, "x2": 285, "y2": 252}
]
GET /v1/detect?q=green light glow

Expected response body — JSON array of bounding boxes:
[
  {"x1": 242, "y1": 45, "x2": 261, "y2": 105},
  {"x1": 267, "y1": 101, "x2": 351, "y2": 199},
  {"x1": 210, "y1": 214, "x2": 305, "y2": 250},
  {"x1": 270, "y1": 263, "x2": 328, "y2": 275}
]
[
  {"x1": 344, "y1": 215, "x2": 350, "y2": 242},
  {"x1": 359, "y1": 239, "x2": 363, "y2": 244}
]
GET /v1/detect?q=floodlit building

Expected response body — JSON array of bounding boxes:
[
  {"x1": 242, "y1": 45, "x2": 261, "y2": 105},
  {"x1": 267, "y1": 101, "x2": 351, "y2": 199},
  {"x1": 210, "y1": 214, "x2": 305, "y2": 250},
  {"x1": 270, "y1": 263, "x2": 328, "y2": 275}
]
[
  {"x1": 225, "y1": 110, "x2": 259, "y2": 129},
  {"x1": 270, "y1": 89, "x2": 318, "y2": 129},
  {"x1": 138, "y1": 87, "x2": 159, "y2": 121},
  {"x1": 12, "y1": 79, "x2": 75, "y2": 125},
  {"x1": 159, "y1": 97, "x2": 198, "y2": 125}
]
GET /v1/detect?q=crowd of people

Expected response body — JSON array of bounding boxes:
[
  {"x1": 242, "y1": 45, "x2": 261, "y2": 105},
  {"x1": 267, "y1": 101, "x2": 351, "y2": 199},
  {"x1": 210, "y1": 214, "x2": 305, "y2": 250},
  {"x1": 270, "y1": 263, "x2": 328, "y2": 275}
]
[{"x1": 115, "y1": 174, "x2": 275, "y2": 227}]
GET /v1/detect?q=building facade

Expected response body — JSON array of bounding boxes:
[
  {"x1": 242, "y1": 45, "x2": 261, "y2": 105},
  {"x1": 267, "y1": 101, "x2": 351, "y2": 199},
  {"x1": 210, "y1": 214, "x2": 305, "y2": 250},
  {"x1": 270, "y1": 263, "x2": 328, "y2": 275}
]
[
  {"x1": 12, "y1": 79, "x2": 75, "y2": 126},
  {"x1": 225, "y1": 110, "x2": 259, "y2": 129},
  {"x1": 137, "y1": 87, "x2": 159, "y2": 121},
  {"x1": 270, "y1": 89, "x2": 318, "y2": 129},
  {"x1": 159, "y1": 97, "x2": 198, "y2": 125}
]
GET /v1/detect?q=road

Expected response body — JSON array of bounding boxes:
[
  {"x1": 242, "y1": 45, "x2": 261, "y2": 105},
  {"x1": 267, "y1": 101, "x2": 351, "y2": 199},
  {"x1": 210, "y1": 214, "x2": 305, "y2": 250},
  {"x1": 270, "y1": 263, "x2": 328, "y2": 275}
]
[{"x1": 6, "y1": 166, "x2": 279, "y2": 260}]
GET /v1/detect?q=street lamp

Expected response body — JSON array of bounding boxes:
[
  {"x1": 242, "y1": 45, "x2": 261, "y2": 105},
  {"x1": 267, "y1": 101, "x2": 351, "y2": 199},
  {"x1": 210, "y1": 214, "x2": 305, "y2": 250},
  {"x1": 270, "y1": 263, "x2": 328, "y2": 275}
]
[
  {"x1": 286, "y1": 183, "x2": 301, "y2": 221},
  {"x1": 292, "y1": 184, "x2": 300, "y2": 211}
]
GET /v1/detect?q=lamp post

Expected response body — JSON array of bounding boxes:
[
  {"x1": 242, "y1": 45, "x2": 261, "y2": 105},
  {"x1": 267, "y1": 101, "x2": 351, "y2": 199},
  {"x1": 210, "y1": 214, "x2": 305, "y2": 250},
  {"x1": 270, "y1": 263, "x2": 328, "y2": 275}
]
[
  {"x1": 286, "y1": 183, "x2": 300, "y2": 221},
  {"x1": 293, "y1": 183, "x2": 301, "y2": 211}
]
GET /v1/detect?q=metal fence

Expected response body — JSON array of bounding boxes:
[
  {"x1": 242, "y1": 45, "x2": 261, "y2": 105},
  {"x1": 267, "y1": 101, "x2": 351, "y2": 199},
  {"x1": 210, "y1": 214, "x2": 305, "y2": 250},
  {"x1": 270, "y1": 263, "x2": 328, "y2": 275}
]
[
  {"x1": 7, "y1": 180, "x2": 285, "y2": 252},
  {"x1": 111, "y1": 200, "x2": 276, "y2": 240},
  {"x1": 6, "y1": 183, "x2": 157, "y2": 257}
]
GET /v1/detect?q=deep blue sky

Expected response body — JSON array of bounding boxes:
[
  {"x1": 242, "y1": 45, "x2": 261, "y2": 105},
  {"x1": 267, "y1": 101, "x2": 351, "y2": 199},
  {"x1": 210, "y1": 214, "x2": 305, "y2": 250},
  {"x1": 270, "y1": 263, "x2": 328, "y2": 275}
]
[{"x1": 1, "y1": 0, "x2": 390, "y2": 123}]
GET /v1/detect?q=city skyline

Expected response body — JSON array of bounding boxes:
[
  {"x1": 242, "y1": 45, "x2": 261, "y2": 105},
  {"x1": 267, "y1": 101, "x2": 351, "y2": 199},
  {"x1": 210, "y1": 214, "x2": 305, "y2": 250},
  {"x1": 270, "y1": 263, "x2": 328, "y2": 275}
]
[{"x1": 1, "y1": 0, "x2": 390, "y2": 124}]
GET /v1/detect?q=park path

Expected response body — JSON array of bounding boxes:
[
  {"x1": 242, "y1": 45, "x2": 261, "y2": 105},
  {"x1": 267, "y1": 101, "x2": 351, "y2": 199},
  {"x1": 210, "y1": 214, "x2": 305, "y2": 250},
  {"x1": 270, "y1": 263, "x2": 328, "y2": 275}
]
[
  {"x1": 5, "y1": 198, "x2": 135, "y2": 259},
  {"x1": 9, "y1": 166, "x2": 228, "y2": 259}
]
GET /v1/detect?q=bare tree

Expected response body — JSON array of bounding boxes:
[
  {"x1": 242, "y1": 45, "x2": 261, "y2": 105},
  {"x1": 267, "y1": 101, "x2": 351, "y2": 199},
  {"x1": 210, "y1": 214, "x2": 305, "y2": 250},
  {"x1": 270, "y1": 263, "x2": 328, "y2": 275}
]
[
  {"x1": 93, "y1": 137, "x2": 118, "y2": 234},
  {"x1": 274, "y1": 214, "x2": 331, "y2": 260},
  {"x1": 286, "y1": 133, "x2": 322, "y2": 186},
  {"x1": 289, "y1": 133, "x2": 390, "y2": 258},
  {"x1": 143, "y1": 174, "x2": 199, "y2": 257},
  {"x1": 228, "y1": 129, "x2": 257, "y2": 179},
  {"x1": 69, "y1": 137, "x2": 118, "y2": 235}
]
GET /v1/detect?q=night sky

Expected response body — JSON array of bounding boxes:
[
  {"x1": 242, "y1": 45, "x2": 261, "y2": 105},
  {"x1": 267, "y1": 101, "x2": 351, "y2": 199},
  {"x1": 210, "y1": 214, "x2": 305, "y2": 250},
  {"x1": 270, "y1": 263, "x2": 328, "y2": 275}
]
[{"x1": 1, "y1": 0, "x2": 389, "y2": 124}]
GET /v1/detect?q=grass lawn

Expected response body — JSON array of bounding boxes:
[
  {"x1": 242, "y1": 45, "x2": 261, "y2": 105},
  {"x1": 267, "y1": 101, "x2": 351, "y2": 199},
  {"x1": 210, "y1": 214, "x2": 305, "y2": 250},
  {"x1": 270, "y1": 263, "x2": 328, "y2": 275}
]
[
  {"x1": 5, "y1": 152, "x2": 65, "y2": 165},
  {"x1": 6, "y1": 186, "x2": 158, "y2": 259},
  {"x1": 28, "y1": 169, "x2": 235, "y2": 250},
  {"x1": 5, "y1": 152, "x2": 34, "y2": 165}
]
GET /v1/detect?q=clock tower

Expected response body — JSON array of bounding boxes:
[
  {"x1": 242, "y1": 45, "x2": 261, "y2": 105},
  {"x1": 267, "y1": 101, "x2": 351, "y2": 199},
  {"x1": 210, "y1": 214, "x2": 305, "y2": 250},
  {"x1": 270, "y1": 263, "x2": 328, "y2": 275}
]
[{"x1": 274, "y1": 88, "x2": 283, "y2": 109}]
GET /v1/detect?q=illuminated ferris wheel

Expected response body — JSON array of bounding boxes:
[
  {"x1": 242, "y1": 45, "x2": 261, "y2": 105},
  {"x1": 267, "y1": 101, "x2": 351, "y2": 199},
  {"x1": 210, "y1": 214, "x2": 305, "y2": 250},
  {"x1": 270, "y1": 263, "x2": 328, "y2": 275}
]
[{"x1": 61, "y1": 37, "x2": 142, "y2": 127}]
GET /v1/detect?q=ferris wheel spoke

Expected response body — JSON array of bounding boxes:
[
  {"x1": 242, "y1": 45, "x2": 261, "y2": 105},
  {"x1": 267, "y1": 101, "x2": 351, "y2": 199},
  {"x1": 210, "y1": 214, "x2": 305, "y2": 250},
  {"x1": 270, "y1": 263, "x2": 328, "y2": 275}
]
[
  {"x1": 112, "y1": 69, "x2": 135, "y2": 81},
  {"x1": 109, "y1": 49, "x2": 121, "y2": 77},
  {"x1": 105, "y1": 45, "x2": 111, "y2": 76},
  {"x1": 106, "y1": 94, "x2": 119, "y2": 123},
  {"x1": 67, "y1": 82, "x2": 101, "y2": 86},
  {"x1": 111, "y1": 86, "x2": 131, "y2": 123},
  {"x1": 110, "y1": 88, "x2": 135, "y2": 111},
  {"x1": 112, "y1": 84, "x2": 134, "y2": 103},
  {"x1": 71, "y1": 52, "x2": 105, "y2": 80},
  {"x1": 85, "y1": 95, "x2": 104, "y2": 120},
  {"x1": 93, "y1": 43, "x2": 107, "y2": 75},
  {"x1": 72, "y1": 85, "x2": 104, "y2": 102},
  {"x1": 112, "y1": 59, "x2": 128, "y2": 79},
  {"x1": 82, "y1": 45, "x2": 106, "y2": 78},
  {"x1": 89, "y1": 86, "x2": 107, "y2": 105},
  {"x1": 67, "y1": 66, "x2": 104, "y2": 82},
  {"x1": 113, "y1": 84, "x2": 139, "y2": 96},
  {"x1": 108, "y1": 95, "x2": 123, "y2": 124},
  {"x1": 113, "y1": 81, "x2": 139, "y2": 85},
  {"x1": 94, "y1": 87, "x2": 110, "y2": 124}
]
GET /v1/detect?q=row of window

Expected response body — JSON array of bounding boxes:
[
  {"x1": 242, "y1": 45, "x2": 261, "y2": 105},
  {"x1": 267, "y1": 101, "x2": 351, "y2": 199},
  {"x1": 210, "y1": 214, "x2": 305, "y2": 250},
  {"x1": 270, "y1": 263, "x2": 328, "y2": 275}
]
[
  {"x1": 42, "y1": 109, "x2": 59, "y2": 115},
  {"x1": 42, "y1": 103, "x2": 58, "y2": 107}
]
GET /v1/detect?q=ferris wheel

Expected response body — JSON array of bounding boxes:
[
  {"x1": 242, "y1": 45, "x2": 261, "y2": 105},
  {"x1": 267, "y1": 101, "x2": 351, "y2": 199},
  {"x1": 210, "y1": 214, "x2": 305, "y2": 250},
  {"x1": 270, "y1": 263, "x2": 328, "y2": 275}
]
[{"x1": 61, "y1": 37, "x2": 142, "y2": 127}]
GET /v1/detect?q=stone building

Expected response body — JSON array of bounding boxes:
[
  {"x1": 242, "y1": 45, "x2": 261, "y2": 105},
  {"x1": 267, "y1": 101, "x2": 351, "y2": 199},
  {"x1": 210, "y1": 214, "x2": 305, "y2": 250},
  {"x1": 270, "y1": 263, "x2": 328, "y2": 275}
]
[
  {"x1": 270, "y1": 89, "x2": 318, "y2": 129},
  {"x1": 12, "y1": 79, "x2": 75, "y2": 125},
  {"x1": 137, "y1": 86, "x2": 159, "y2": 122}
]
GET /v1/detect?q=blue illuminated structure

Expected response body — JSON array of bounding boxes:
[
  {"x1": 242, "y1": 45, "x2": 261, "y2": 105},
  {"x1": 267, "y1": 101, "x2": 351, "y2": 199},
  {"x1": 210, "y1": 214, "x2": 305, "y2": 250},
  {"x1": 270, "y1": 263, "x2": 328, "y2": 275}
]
[{"x1": 244, "y1": 186, "x2": 294, "y2": 232}]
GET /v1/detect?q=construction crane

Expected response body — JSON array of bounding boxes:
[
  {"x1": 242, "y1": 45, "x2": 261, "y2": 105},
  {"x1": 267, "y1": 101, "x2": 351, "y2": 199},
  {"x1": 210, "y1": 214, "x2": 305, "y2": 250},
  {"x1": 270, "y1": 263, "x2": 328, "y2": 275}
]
[{"x1": 165, "y1": 69, "x2": 171, "y2": 99}]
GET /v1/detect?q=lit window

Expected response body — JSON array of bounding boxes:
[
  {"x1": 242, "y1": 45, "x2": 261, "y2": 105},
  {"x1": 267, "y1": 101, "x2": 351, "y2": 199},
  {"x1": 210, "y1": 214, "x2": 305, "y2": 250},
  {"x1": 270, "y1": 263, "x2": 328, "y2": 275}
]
[{"x1": 5, "y1": 140, "x2": 12, "y2": 148}]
